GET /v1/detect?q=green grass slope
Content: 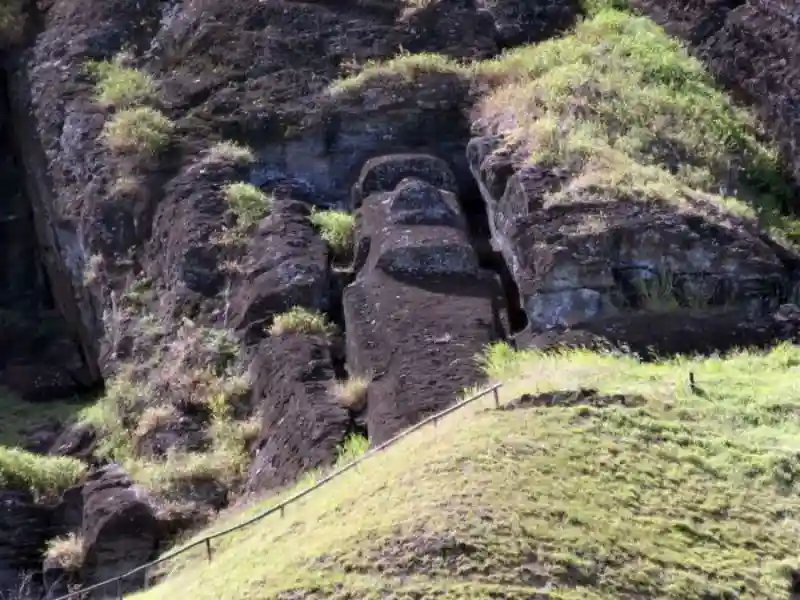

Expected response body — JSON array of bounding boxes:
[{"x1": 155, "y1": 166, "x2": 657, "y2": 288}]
[{"x1": 132, "y1": 342, "x2": 800, "y2": 599}]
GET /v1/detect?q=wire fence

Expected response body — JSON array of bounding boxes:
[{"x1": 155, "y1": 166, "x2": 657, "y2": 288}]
[{"x1": 52, "y1": 382, "x2": 504, "y2": 600}]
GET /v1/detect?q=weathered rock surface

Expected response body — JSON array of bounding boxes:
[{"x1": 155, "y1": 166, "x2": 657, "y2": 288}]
[
  {"x1": 247, "y1": 333, "x2": 350, "y2": 493},
  {"x1": 0, "y1": 0, "x2": 797, "y2": 593},
  {"x1": 0, "y1": 489, "x2": 51, "y2": 598},
  {"x1": 230, "y1": 200, "x2": 331, "y2": 338},
  {"x1": 630, "y1": 0, "x2": 800, "y2": 188},
  {"x1": 49, "y1": 422, "x2": 98, "y2": 464},
  {"x1": 80, "y1": 465, "x2": 160, "y2": 596},
  {"x1": 467, "y1": 135, "x2": 799, "y2": 336},
  {"x1": 474, "y1": 0, "x2": 581, "y2": 47},
  {"x1": 0, "y1": 75, "x2": 97, "y2": 401},
  {"x1": 133, "y1": 411, "x2": 210, "y2": 459},
  {"x1": 344, "y1": 155, "x2": 505, "y2": 444},
  {"x1": 516, "y1": 305, "x2": 800, "y2": 359}
]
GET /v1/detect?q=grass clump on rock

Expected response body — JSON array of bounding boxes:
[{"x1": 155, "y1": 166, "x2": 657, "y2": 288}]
[
  {"x1": 331, "y1": 376, "x2": 370, "y2": 411},
  {"x1": 223, "y1": 182, "x2": 272, "y2": 228},
  {"x1": 102, "y1": 106, "x2": 173, "y2": 156},
  {"x1": 269, "y1": 307, "x2": 334, "y2": 337},
  {"x1": 309, "y1": 208, "x2": 355, "y2": 258},
  {"x1": 131, "y1": 341, "x2": 800, "y2": 599},
  {"x1": 329, "y1": 52, "x2": 467, "y2": 96},
  {"x1": 207, "y1": 141, "x2": 255, "y2": 166},
  {"x1": 88, "y1": 55, "x2": 157, "y2": 108}
]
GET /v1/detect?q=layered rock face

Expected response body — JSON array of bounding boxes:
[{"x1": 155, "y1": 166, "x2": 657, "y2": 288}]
[
  {"x1": 468, "y1": 137, "x2": 797, "y2": 331},
  {"x1": 79, "y1": 466, "x2": 159, "y2": 596},
  {"x1": 467, "y1": 136, "x2": 800, "y2": 357},
  {"x1": 0, "y1": 490, "x2": 51, "y2": 598}
]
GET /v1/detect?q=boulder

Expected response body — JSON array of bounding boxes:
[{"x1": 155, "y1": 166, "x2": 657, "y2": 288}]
[
  {"x1": 80, "y1": 465, "x2": 160, "y2": 596},
  {"x1": 50, "y1": 484, "x2": 85, "y2": 538},
  {"x1": 246, "y1": 333, "x2": 350, "y2": 493},
  {"x1": 49, "y1": 422, "x2": 98, "y2": 464},
  {"x1": 229, "y1": 200, "x2": 331, "y2": 337},
  {"x1": 352, "y1": 154, "x2": 459, "y2": 209},
  {"x1": 474, "y1": 0, "x2": 580, "y2": 47},
  {"x1": 133, "y1": 411, "x2": 210, "y2": 459}
]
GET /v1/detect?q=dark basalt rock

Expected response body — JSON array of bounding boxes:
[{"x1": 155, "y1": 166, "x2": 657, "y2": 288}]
[{"x1": 80, "y1": 465, "x2": 160, "y2": 596}]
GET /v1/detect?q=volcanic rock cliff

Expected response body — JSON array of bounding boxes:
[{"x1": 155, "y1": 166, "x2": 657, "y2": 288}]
[{"x1": 0, "y1": 0, "x2": 797, "y2": 596}]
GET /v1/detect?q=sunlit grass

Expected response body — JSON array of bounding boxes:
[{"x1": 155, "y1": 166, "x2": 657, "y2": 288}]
[{"x1": 133, "y1": 341, "x2": 800, "y2": 599}]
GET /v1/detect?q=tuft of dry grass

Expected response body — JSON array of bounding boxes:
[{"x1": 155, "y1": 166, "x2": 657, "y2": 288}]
[
  {"x1": 331, "y1": 376, "x2": 370, "y2": 411},
  {"x1": 44, "y1": 534, "x2": 84, "y2": 572},
  {"x1": 134, "y1": 405, "x2": 178, "y2": 441},
  {"x1": 102, "y1": 106, "x2": 174, "y2": 156},
  {"x1": 207, "y1": 141, "x2": 255, "y2": 166},
  {"x1": 269, "y1": 307, "x2": 335, "y2": 337}
]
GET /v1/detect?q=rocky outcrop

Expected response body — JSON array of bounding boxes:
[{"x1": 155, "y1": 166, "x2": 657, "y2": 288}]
[
  {"x1": 467, "y1": 136, "x2": 799, "y2": 338},
  {"x1": 80, "y1": 466, "x2": 160, "y2": 596},
  {"x1": 247, "y1": 332, "x2": 350, "y2": 492},
  {"x1": 344, "y1": 154, "x2": 505, "y2": 444},
  {"x1": 629, "y1": 0, "x2": 800, "y2": 189},
  {"x1": 0, "y1": 0, "x2": 797, "y2": 593}
]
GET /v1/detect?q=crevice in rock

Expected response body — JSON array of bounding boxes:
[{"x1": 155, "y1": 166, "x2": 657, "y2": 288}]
[
  {"x1": 457, "y1": 177, "x2": 528, "y2": 336},
  {"x1": 327, "y1": 265, "x2": 354, "y2": 381},
  {"x1": 324, "y1": 258, "x2": 369, "y2": 439},
  {"x1": 0, "y1": 60, "x2": 102, "y2": 399}
]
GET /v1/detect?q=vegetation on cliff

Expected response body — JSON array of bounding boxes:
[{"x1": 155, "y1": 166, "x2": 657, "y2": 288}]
[
  {"x1": 112, "y1": 7, "x2": 800, "y2": 598},
  {"x1": 333, "y1": 7, "x2": 795, "y2": 240}
]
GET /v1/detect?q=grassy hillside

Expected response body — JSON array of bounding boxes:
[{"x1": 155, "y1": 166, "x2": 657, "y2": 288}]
[{"x1": 130, "y1": 341, "x2": 799, "y2": 599}]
